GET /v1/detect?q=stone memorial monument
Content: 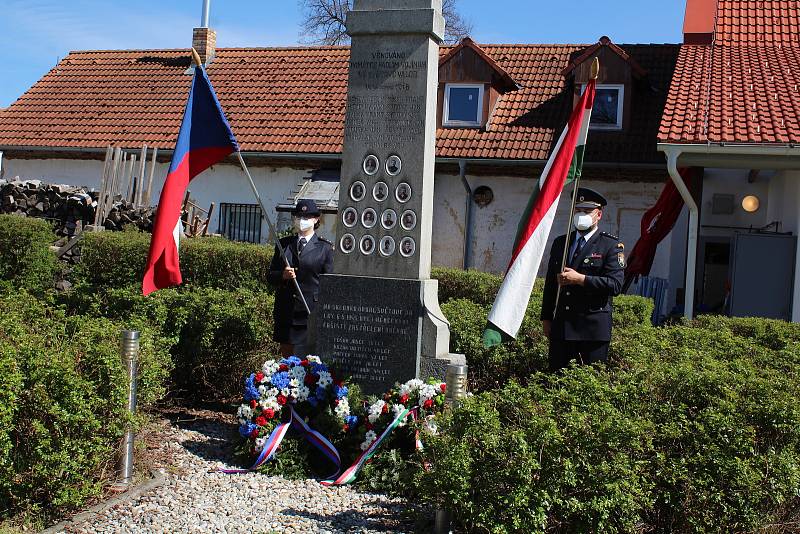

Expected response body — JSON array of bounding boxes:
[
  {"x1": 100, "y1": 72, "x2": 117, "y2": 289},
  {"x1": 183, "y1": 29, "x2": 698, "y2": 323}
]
[{"x1": 315, "y1": 0, "x2": 464, "y2": 394}]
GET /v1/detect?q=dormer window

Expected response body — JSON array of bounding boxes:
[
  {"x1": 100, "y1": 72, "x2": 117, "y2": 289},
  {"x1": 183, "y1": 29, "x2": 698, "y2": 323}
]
[
  {"x1": 591, "y1": 84, "x2": 624, "y2": 130},
  {"x1": 443, "y1": 83, "x2": 484, "y2": 127},
  {"x1": 580, "y1": 83, "x2": 624, "y2": 130}
]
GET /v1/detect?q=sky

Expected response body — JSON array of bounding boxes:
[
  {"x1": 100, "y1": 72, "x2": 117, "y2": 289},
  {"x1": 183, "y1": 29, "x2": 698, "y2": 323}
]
[{"x1": 0, "y1": 0, "x2": 685, "y2": 108}]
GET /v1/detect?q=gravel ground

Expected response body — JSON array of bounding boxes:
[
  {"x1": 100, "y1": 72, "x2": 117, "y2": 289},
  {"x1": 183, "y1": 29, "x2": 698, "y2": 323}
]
[{"x1": 60, "y1": 409, "x2": 419, "y2": 534}]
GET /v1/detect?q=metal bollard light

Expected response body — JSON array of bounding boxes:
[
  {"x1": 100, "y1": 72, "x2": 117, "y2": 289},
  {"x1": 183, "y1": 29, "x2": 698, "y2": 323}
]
[
  {"x1": 445, "y1": 363, "x2": 468, "y2": 406},
  {"x1": 435, "y1": 363, "x2": 469, "y2": 534},
  {"x1": 114, "y1": 330, "x2": 140, "y2": 489}
]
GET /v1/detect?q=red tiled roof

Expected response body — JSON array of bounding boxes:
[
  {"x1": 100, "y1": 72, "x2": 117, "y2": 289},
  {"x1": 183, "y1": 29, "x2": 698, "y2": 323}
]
[
  {"x1": 716, "y1": 0, "x2": 800, "y2": 45},
  {"x1": 0, "y1": 43, "x2": 679, "y2": 163},
  {"x1": 659, "y1": 0, "x2": 800, "y2": 144}
]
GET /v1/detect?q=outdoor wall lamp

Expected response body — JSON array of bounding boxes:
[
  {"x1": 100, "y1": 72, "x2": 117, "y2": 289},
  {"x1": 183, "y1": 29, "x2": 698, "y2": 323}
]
[{"x1": 741, "y1": 195, "x2": 760, "y2": 213}]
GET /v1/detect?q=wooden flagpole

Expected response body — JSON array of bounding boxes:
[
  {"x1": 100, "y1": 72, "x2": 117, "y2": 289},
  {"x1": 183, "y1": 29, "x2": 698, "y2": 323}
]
[
  {"x1": 235, "y1": 151, "x2": 311, "y2": 315},
  {"x1": 553, "y1": 57, "x2": 599, "y2": 319}
]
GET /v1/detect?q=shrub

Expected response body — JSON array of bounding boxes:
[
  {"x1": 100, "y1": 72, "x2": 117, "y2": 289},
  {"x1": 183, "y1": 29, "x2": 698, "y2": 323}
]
[
  {"x1": 64, "y1": 285, "x2": 279, "y2": 401},
  {"x1": 432, "y1": 267, "x2": 503, "y2": 305},
  {"x1": 415, "y1": 374, "x2": 655, "y2": 534},
  {"x1": 73, "y1": 232, "x2": 274, "y2": 292},
  {"x1": 0, "y1": 215, "x2": 59, "y2": 292},
  {"x1": 613, "y1": 294, "x2": 654, "y2": 328},
  {"x1": 0, "y1": 291, "x2": 172, "y2": 517},
  {"x1": 442, "y1": 298, "x2": 547, "y2": 391},
  {"x1": 420, "y1": 314, "x2": 800, "y2": 533}
]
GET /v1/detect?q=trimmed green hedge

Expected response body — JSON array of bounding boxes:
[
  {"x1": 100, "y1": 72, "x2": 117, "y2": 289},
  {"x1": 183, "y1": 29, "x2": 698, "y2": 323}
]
[
  {"x1": 0, "y1": 215, "x2": 59, "y2": 292},
  {"x1": 64, "y1": 285, "x2": 279, "y2": 401},
  {"x1": 73, "y1": 232, "x2": 274, "y2": 292},
  {"x1": 416, "y1": 317, "x2": 800, "y2": 533},
  {"x1": 434, "y1": 267, "x2": 655, "y2": 390},
  {"x1": 0, "y1": 289, "x2": 172, "y2": 517}
]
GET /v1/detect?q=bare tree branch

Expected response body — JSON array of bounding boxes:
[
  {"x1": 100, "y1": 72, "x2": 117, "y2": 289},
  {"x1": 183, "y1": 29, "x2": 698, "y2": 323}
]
[{"x1": 298, "y1": 0, "x2": 473, "y2": 45}]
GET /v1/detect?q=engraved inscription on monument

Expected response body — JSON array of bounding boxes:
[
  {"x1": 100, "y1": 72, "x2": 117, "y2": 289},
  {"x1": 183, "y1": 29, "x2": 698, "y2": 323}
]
[{"x1": 318, "y1": 277, "x2": 421, "y2": 392}]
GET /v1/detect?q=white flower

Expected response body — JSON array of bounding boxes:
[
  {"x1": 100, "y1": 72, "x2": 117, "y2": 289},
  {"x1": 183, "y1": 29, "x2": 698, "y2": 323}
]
[
  {"x1": 262, "y1": 360, "x2": 280, "y2": 376},
  {"x1": 289, "y1": 377, "x2": 301, "y2": 389},
  {"x1": 280, "y1": 387, "x2": 291, "y2": 398},
  {"x1": 367, "y1": 400, "x2": 386, "y2": 423},
  {"x1": 259, "y1": 397, "x2": 280, "y2": 412},
  {"x1": 334, "y1": 398, "x2": 351, "y2": 418},
  {"x1": 254, "y1": 437, "x2": 267, "y2": 451},
  {"x1": 307, "y1": 355, "x2": 321, "y2": 364},
  {"x1": 392, "y1": 404, "x2": 408, "y2": 427},
  {"x1": 365, "y1": 430, "x2": 377, "y2": 443},
  {"x1": 317, "y1": 371, "x2": 332, "y2": 387},
  {"x1": 290, "y1": 365, "x2": 306, "y2": 380},
  {"x1": 257, "y1": 385, "x2": 267, "y2": 396},
  {"x1": 237, "y1": 405, "x2": 253, "y2": 420},
  {"x1": 295, "y1": 385, "x2": 310, "y2": 402},
  {"x1": 360, "y1": 441, "x2": 371, "y2": 451},
  {"x1": 419, "y1": 384, "x2": 437, "y2": 402},
  {"x1": 399, "y1": 378, "x2": 424, "y2": 397}
]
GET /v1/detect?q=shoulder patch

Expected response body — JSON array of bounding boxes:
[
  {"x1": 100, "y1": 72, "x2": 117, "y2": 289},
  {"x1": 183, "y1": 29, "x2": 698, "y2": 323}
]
[
  {"x1": 319, "y1": 237, "x2": 334, "y2": 247},
  {"x1": 600, "y1": 231, "x2": 619, "y2": 240}
]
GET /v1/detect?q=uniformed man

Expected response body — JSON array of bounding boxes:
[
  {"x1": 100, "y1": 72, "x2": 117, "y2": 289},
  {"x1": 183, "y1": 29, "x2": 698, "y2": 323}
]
[
  {"x1": 540, "y1": 187, "x2": 625, "y2": 372},
  {"x1": 268, "y1": 199, "x2": 334, "y2": 358}
]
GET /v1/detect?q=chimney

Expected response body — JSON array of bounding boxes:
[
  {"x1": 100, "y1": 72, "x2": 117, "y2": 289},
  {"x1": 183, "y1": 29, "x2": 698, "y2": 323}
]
[
  {"x1": 683, "y1": 0, "x2": 718, "y2": 44},
  {"x1": 192, "y1": 27, "x2": 216, "y2": 66}
]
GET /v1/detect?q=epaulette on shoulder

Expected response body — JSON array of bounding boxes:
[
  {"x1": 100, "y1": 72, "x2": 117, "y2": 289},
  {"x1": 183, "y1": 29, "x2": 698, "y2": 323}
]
[
  {"x1": 318, "y1": 236, "x2": 334, "y2": 246},
  {"x1": 600, "y1": 231, "x2": 619, "y2": 240}
]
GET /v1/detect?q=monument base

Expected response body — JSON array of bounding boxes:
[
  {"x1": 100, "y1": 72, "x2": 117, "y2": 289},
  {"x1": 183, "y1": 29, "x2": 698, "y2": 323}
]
[{"x1": 314, "y1": 274, "x2": 462, "y2": 394}]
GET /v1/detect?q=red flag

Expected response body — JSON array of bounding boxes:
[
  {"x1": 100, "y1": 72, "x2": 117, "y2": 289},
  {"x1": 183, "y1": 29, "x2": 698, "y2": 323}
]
[
  {"x1": 623, "y1": 167, "x2": 699, "y2": 291},
  {"x1": 142, "y1": 66, "x2": 239, "y2": 295}
]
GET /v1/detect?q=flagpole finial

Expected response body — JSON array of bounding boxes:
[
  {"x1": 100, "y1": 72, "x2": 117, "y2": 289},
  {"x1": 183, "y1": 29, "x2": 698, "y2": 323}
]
[
  {"x1": 590, "y1": 57, "x2": 600, "y2": 80},
  {"x1": 191, "y1": 47, "x2": 203, "y2": 68}
]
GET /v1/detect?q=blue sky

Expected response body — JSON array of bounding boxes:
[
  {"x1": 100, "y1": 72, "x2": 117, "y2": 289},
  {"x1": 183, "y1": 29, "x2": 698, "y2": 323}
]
[{"x1": 0, "y1": 0, "x2": 685, "y2": 108}]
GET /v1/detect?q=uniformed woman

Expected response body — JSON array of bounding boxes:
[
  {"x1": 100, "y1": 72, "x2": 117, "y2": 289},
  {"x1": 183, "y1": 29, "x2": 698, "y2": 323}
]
[
  {"x1": 540, "y1": 187, "x2": 625, "y2": 372},
  {"x1": 268, "y1": 199, "x2": 334, "y2": 358}
]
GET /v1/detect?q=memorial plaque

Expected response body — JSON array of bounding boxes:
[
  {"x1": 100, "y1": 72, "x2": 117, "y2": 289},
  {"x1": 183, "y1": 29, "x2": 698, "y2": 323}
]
[
  {"x1": 317, "y1": 277, "x2": 423, "y2": 391},
  {"x1": 315, "y1": 0, "x2": 464, "y2": 394}
]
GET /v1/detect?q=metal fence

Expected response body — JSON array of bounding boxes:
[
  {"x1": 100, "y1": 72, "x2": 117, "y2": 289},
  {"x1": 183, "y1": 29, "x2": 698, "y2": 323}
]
[{"x1": 218, "y1": 203, "x2": 263, "y2": 243}]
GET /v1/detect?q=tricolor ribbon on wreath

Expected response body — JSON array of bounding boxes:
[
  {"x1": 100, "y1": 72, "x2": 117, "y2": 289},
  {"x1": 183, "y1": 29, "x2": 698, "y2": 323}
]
[
  {"x1": 222, "y1": 404, "x2": 422, "y2": 486},
  {"x1": 220, "y1": 406, "x2": 341, "y2": 478}
]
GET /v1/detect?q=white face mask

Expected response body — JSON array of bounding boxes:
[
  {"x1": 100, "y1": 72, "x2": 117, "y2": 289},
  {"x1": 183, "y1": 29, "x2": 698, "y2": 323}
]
[
  {"x1": 295, "y1": 218, "x2": 315, "y2": 232},
  {"x1": 573, "y1": 212, "x2": 595, "y2": 232}
]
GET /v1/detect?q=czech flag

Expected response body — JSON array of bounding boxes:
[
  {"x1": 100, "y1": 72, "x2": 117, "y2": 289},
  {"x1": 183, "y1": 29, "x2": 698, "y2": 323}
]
[{"x1": 142, "y1": 65, "x2": 239, "y2": 295}]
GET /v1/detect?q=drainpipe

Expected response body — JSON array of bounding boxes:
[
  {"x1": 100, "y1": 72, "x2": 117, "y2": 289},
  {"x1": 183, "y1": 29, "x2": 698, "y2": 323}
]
[
  {"x1": 664, "y1": 146, "x2": 698, "y2": 320},
  {"x1": 459, "y1": 160, "x2": 473, "y2": 270},
  {"x1": 201, "y1": 0, "x2": 211, "y2": 27}
]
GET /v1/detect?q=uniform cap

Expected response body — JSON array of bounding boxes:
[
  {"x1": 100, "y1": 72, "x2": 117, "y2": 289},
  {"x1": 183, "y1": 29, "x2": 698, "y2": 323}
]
[
  {"x1": 292, "y1": 199, "x2": 320, "y2": 216},
  {"x1": 574, "y1": 187, "x2": 607, "y2": 209}
]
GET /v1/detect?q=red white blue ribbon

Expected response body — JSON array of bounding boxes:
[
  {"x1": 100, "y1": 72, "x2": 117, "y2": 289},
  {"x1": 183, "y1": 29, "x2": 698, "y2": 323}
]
[{"x1": 220, "y1": 407, "x2": 342, "y2": 476}]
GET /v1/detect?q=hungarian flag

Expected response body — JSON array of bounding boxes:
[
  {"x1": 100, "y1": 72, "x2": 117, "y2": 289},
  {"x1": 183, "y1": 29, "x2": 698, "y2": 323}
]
[
  {"x1": 482, "y1": 79, "x2": 596, "y2": 346},
  {"x1": 142, "y1": 65, "x2": 239, "y2": 295}
]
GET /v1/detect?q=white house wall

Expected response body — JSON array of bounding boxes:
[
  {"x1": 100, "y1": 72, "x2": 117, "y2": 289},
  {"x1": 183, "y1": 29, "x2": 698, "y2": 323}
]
[
  {"x1": 3, "y1": 156, "x2": 316, "y2": 242},
  {"x1": 432, "y1": 171, "x2": 670, "y2": 277},
  {"x1": 5, "y1": 156, "x2": 674, "y2": 284}
]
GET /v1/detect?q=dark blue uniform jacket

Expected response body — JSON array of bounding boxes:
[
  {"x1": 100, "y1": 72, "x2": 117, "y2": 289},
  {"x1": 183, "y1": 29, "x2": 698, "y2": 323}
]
[
  {"x1": 540, "y1": 231, "x2": 625, "y2": 342},
  {"x1": 268, "y1": 234, "x2": 334, "y2": 332}
]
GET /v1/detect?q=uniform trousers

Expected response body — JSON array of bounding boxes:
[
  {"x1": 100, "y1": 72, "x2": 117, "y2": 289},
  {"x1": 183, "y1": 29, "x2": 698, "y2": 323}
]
[{"x1": 547, "y1": 337, "x2": 609, "y2": 372}]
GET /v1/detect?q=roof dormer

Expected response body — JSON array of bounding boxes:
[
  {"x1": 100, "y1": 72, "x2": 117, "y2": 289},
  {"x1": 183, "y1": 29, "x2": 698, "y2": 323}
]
[
  {"x1": 437, "y1": 38, "x2": 521, "y2": 130},
  {"x1": 563, "y1": 36, "x2": 647, "y2": 132}
]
